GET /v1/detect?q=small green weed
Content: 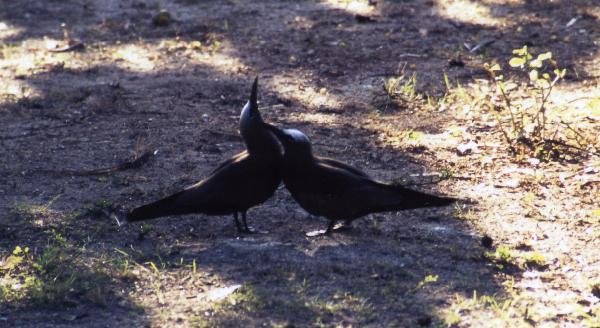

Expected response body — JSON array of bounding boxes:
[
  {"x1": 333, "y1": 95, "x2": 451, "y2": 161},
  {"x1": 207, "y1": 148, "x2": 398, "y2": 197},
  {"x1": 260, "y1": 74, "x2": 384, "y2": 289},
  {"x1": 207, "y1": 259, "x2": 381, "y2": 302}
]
[
  {"x1": 484, "y1": 46, "x2": 596, "y2": 161},
  {"x1": 485, "y1": 245, "x2": 548, "y2": 270},
  {"x1": 1, "y1": 238, "x2": 111, "y2": 306},
  {"x1": 384, "y1": 72, "x2": 418, "y2": 104},
  {"x1": 443, "y1": 290, "x2": 513, "y2": 327},
  {"x1": 414, "y1": 274, "x2": 439, "y2": 290}
]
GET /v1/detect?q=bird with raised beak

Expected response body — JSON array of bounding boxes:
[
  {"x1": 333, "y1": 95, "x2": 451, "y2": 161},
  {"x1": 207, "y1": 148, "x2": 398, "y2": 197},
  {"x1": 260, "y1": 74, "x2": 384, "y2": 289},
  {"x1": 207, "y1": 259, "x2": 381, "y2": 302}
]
[
  {"x1": 265, "y1": 124, "x2": 458, "y2": 235},
  {"x1": 126, "y1": 77, "x2": 282, "y2": 233}
]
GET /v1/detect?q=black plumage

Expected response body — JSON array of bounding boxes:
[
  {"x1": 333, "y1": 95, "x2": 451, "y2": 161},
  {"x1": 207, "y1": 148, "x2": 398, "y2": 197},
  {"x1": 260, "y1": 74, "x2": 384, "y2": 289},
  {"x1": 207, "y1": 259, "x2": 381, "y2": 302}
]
[
  {"x1": 127, "y1": 78, "x2": 282, "y2": 232},
  {"x1": 266, "y1": 125, "x2": 457, "y2": 235}
]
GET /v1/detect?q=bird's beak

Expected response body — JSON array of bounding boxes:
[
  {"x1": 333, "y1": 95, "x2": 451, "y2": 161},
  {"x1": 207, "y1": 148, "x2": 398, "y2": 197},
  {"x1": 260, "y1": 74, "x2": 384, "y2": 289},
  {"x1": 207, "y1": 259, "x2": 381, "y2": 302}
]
[{"x1": 249, "y1": 76, "x2": 259, "y2": 117}]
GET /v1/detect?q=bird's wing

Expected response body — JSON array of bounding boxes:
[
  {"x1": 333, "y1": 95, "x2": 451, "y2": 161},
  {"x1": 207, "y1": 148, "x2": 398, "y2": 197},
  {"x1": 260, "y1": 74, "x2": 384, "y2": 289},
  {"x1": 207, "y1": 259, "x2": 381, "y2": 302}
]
[
  {"x1": 178, "y1": 153, "x2": 278, "y2": 212},
  {"x1": 284, "y1": 161, "x2": 379, "y2": 218},
  {"x1": 318, "y1": 157, "x2": 370, "y2": 178},
  {"x1": 205, "y1": 150, "x2": 248, "y2": 177}
]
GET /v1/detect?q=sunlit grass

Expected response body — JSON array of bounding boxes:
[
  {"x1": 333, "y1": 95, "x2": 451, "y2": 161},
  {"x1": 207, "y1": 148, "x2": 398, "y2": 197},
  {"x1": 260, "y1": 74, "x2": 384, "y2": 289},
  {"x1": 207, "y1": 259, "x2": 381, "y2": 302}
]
[{"x1": 0, "y1": 242, "x2": 111, "y2": 307}]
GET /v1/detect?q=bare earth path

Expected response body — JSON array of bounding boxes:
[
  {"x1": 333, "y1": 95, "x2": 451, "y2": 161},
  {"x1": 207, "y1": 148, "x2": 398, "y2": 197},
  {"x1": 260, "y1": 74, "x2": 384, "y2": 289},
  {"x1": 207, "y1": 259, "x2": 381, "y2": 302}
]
[{"x1": 0, "y1": 1, "x2": 598, "y2": 327}]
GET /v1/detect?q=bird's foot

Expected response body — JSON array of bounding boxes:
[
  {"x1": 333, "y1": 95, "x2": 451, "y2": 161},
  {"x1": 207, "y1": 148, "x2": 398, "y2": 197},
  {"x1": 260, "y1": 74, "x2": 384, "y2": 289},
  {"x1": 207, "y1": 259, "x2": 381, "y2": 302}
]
[{"x1": 306, "y1": 222, "x2": 352, "y2": 237}]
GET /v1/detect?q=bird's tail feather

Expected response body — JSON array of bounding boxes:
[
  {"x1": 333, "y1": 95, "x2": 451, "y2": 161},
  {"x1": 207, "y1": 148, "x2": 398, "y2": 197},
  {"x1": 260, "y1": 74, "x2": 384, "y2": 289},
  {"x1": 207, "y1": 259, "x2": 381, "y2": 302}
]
[
  {"x1": 126, "y1": 193, "x2": 185, "y2": 222},
  {"x1": 372, "y1": 184, "x2": 458, "y2": 213}
]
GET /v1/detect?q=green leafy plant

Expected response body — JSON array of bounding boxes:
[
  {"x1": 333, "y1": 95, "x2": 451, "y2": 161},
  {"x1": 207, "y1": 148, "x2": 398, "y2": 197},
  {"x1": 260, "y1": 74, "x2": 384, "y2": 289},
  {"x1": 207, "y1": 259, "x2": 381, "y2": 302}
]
[
  {"x1": 484, "y1": 46, "x2": 590, "y2": 160},
  {"x1": 484, "y1": 46, "x2": 566, "y2": 158},
  {"x1": 384, "y1": 72, "x2": 418, "y2": 103},
  {"x1": 414, "y1": 274, "x2": 439, "y2": 291},
  {"x1": 1, "y1": 240, "x2": 110, "y2": 306}
]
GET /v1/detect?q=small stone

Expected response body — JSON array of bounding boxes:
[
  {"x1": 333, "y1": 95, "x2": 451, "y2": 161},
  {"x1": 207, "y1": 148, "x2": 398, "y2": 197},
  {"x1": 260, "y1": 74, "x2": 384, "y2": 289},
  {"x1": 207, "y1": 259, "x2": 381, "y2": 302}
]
[
  {"x1": 592, "y1": 284, "x2": 600, "y2": 298},
  {"x1": 153, "y1": 10, "x2": 172, "y2": 27},
  {"x1": 481, "y1": 235, "x2": 493, "y2": 249},
  {"x1": 456, "y1": 140, "x2": 478, "y2": 156},
  {"x1": 417, "y1": 316, "x2": 432, "y2": 326}
]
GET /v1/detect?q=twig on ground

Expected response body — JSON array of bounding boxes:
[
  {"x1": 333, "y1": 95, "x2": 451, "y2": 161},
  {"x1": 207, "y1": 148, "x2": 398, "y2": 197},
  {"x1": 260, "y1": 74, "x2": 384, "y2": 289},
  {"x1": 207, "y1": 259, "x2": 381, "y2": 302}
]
[
  {"x1": 543, "y1": 139, "x2": 599, "y2": 157},
  {"x1": 43, "y1": 150, "x2": 158, "y2": 176},
  {"x1": 47, "y1": 40, "x2": 85, "y2": 53}
]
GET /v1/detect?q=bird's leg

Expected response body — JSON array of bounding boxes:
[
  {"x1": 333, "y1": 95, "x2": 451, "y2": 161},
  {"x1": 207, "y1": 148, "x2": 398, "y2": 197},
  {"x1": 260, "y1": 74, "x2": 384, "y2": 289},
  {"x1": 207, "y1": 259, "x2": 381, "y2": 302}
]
[
  {"x1": 340, "y1": 219, "x2": 353, "y2": 231},
  {"x1": 241, "y1": 211, "x2": 253, "y2": 233},
  {"x1": 233, "y1": 212, "x2": 243, "y2": 232},
  {"x1": 324, "y1": 220, "x2": 336, "y2": 235}
]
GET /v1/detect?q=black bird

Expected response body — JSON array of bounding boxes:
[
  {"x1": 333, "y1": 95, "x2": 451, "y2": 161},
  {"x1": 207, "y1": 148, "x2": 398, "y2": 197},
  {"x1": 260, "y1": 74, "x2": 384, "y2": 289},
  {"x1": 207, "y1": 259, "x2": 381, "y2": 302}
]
[
  {"x1": 266, "y1": 125, "x2": 457, "y2": 235},
  {"x1": 127, "y1": 78, "x2": 282, "y2": 232}
]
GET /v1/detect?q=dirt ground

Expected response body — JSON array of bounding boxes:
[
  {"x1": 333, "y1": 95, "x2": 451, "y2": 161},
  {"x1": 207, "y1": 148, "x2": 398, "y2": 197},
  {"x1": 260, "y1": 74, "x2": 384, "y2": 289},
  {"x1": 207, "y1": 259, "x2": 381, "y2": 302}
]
[{"x1": 0, "y1": 0, "x2": 599, "y2": 327}]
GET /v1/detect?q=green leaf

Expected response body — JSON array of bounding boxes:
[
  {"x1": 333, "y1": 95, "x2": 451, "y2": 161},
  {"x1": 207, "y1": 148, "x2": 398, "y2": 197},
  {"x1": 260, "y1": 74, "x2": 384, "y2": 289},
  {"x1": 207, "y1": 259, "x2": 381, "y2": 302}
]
[
  {"x1": 529, "y1": 69, "x2": 539, "y2": 81},
  {"x1": 542, "y1": 73, "x2": 550, "y2": 80},
  {"x1": 586, "y1": 98, "x2": 600, "y2": 116},
  {"x1": 554, "y1": 68, "x2": 567, "y2": 78},
  {"x1": 586, "y1": 98, "x2": 600, "y2": 109},
  {"x1": 512, "y1": 46, "x2": 528, "y2": 56},
  {"x1": 1, "y1": 255, "x2": 23, "y2": 271},
  {"x1": 509, "y1": 57, "x2": 526, "y2": 67},
  {"x1": 490, "y1": 63, "x2": 501, "y2": 71},
  {"x1": 537, "y1": 52, "x2": 552, "y2": 61},
  {"x1": 530, "y1": 59, "x2": 543, "y2": 68}
]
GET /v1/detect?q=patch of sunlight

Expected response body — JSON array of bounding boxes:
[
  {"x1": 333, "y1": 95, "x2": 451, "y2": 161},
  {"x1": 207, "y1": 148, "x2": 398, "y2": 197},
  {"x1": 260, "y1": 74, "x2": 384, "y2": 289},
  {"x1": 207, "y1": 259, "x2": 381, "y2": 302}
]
[
  {"x1": 0, "y1": 79, "x2": 38, "y2": 105},
  {"x1": 0, "y1": 38, "x2": 79, "y2": 76},
  {"x1": 377, "y1": 128, "x2": 458, "y2": 149},
  {"x1": 193, "y1": 50, "x2": 246, "y2": 75},
  {"x1": 270, "y1": 73, "x2": 343, "y2": 110},
  {"x1": 0, "y1": 21, "x2": 23, "y2": 40},
  {"x1": 434, "y1": 0, "x2": 506, "y2": 27},
  {"x1": 323, "y1": 0, "x2": 375, "y2": 16},
  {"x1": 112, "y1": 44, "x2": 156, "y2": 72},
  {"x1": 152, "y1": 38, "x2": 247, "y2": 74},
  {"x1": 0, "y1": 49, "x2": 36, "y2": 74},
  {"x1": 549, "y1": 87, "x2": 600, "y2": 119},
  {"x1": 297, "y1": 112, "x2": 339, "y2": 125}
]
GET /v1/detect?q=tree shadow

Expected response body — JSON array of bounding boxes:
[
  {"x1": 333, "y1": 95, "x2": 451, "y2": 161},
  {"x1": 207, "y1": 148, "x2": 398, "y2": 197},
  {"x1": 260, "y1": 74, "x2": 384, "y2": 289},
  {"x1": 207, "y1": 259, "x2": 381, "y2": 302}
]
[
  {"x1": 159, "y1": 212, "x2": 512, "y2": 326},
  {"x1": 0, "y1": 58, "x2": 513, "y2": 325}
]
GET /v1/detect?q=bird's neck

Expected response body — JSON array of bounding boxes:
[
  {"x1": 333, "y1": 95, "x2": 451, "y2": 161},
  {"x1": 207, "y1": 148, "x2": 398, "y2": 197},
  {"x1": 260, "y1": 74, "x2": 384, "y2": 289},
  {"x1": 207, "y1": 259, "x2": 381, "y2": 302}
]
[
  {"x1": 283, "y1": 148, "x2": 315, "y2": 168},
  {"x1": 243, "y1": 129, "x2": 282, "y2": 156}
]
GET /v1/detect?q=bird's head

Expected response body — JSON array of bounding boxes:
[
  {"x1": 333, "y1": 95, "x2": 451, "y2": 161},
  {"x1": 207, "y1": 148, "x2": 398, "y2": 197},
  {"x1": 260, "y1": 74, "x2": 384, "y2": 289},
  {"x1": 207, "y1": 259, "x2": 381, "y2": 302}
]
[
  {"x1": 240, "y1": 76, "x2": 262, "y2": 135},
  {"x1": 265, "y1": 124, "x2": 312, "y2": 157}
]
